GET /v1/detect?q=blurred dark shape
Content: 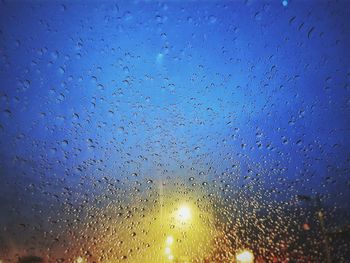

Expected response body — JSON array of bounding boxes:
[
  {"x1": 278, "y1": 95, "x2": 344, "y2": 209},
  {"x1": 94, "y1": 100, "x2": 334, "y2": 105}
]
[
  {"x1": 327, "y1": 224, "x2": 350, "y2": 239},
  {"x1": 18, "y1": 256, "x2": 44, "y2": 263},
  {"x1": 297, "y1": 194, "x2": 312, "y2": 202}
]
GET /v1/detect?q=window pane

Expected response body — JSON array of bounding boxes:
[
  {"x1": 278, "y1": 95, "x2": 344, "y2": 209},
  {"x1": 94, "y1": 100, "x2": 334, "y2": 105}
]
[{"x1": 0, "y1": 0, "x2": 349, "y2": 262}]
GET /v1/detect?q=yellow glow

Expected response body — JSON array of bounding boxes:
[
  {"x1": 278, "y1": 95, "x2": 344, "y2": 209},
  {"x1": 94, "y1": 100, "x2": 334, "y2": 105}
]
[
  {"x1": 166, "y1": 235, "x2": 174, "y2": 245},
  {"x1": 74, "y1": 257, "x2": 85, "y2": 263},
  {"x1": 236, "y1": 250, "x2": 254, "y2": 263},
  {"x1": 92, "y1": 180, "x2": 216, "y2": 263},
  {"x1": 177, "y1": 205, "x2": 191, "y2": 221}
]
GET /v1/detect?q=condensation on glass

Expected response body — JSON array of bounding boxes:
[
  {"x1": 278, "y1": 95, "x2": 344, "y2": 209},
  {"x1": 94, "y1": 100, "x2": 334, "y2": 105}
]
[{"x1": 0, "y1": 1, "x2": 349, "y2": 262}]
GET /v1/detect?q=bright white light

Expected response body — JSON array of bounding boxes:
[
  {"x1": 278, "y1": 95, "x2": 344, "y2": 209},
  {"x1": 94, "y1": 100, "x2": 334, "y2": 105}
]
[
  {"x1": 236, "y1": 250, "x2": 254, "y2": 263},
  {"x1": 165, "y1": 247, "x2": 171, "y2": 255},
  {"x1": 168, "y1": 254, "x2": 174, "y2": 261},
  {"x1": 177, "y1": 205, "x2": 191, "y2": 221},
  {"x1": 166, "y1": 235, "x2": 174, "y2": 245}
]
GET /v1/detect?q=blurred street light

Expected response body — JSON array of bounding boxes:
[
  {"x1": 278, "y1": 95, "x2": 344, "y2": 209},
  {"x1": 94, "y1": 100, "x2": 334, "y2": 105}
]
[
  {"x1": 236, "y1": 249, "x2": 254, "y2": 263},
  {"x1": 74, "y1": 257, "x2": 86, "y2": 263},
  {"x1": 166, "y1": 235, "x2": 174, "y2": 245},
  {"x1": 177, "y1": 205, "x2": 191, "y2": 222}
]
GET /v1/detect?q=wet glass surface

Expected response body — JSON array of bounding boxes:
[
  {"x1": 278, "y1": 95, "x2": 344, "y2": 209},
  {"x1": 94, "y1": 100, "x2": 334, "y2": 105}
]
[{"x1": 0, "y1": 0, "x2": 349, "y2": 262}]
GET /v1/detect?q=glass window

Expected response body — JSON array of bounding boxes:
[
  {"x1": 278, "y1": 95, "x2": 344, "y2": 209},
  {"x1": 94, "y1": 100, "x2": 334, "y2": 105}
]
[{"x1": 0, "y1": 0, "x2": 349, "y2": 262}]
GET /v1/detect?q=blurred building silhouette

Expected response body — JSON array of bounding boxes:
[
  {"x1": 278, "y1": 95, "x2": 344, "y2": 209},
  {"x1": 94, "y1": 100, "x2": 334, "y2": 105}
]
[{"x1": 18, "y1": 256, "x2": 44, "y2": 263}]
